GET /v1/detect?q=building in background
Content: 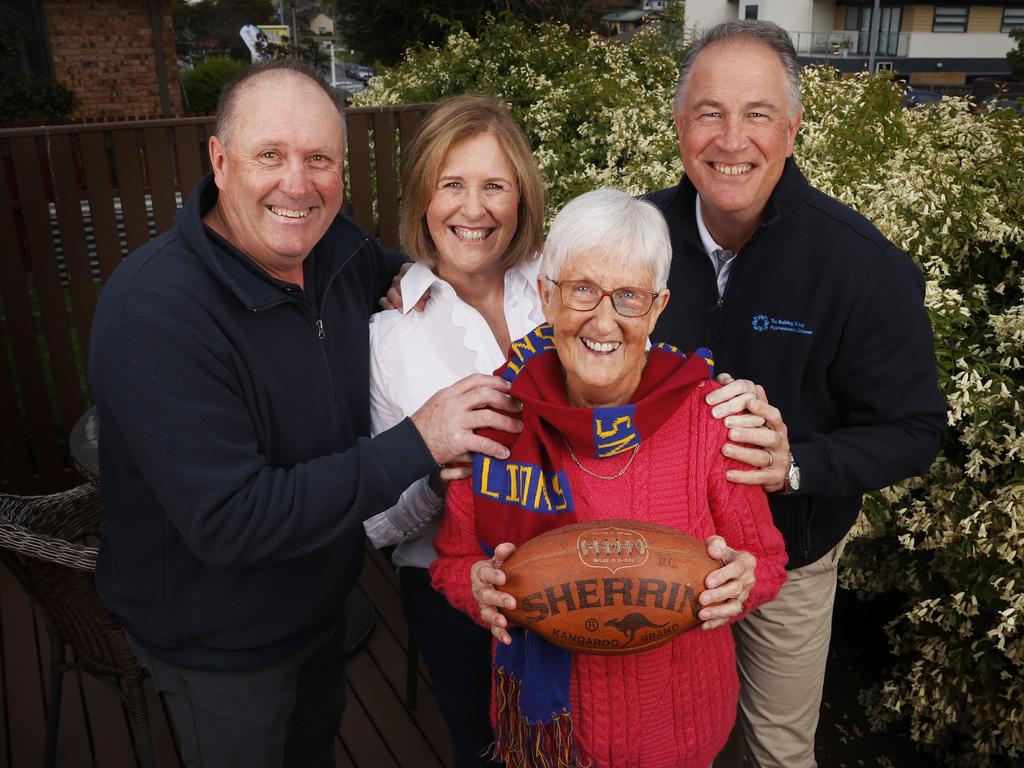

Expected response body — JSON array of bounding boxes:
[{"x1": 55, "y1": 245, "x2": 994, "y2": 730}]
[
  {"x1": 683, "y1": 1, "x2": 1024, "y2": 83},
  {"x1": 14, "y1": 0, "x2": 184, "y2": 119}
]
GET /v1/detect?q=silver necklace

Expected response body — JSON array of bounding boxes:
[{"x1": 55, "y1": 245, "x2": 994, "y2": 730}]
[{"x1": 562, "y1": 435, "x2": 640, "y2": 481}]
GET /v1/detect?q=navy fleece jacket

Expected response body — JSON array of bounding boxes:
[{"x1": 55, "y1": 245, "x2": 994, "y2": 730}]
[
  {"x1": 89, "y1": 175, "x2": 434, "y2": 669},
  {"x1": 649, "y1": 159, "x2": 946, "y2": 569}
]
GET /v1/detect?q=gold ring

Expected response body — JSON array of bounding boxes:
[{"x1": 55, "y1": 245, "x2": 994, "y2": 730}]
[{"x1": 765, "y1": 452, "x2": 774, "y2": 468}]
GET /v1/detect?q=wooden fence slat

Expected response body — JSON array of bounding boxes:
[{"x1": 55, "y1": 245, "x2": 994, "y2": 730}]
[
  {"x1": 0, "y1": 170, "x2": 62, "y2": 491},
  {"x1": 172, "y1": 124, "x2": 204, "y2": 200},
  {"x1": 10, "y1": 137, "x2": 82, "y2": 478},
  {"x1": 110, "y1": 129, "x2": 150, "y2": 252},
  {"x1": 196, "y1": 122, "x2": 214, "y2": 179},
  {"x1": 49, "y1": 134, "x2": 98, "y2": 367},
  {"x1": 346, "y1": 113, "x2": 374, "y2": 235},
  {"x1": 372, "y1": 112, "x2": 399, "y2": 250},
  {"x1": 397, "y1": 109, "x2": 423, "y2": 178},
  {"x1": 142, "y1": 127, "x2": 178, "y2": 236},
  {"x1": 78, "y1": 132, "x2": 123, "y2": 282},
  {"x1": 0, "y1": 317, "x2": 35, "y2": 491}
]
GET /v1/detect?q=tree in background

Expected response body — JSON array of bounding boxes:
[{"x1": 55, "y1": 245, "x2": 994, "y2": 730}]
[
  {"x1": 180, "y1": 56, "x2": 246, "y2": 113},
  {"x1": 1009, "y1": 28, "x2": 1024, "y2": 81},
  {"x1": 333, "y1": 0, "x2": 601, "y2": 66},
  {"x1": 0, "y1": 0, "x2": 75, "y2": 124},
  {"x1": 172, "y1": 0, "x2": 277, "y2": 65}
]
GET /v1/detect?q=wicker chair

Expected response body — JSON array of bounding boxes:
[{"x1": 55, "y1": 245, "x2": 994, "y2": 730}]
[{"x1": 0, "y1": 483, "x2": 154, "y2": 768}]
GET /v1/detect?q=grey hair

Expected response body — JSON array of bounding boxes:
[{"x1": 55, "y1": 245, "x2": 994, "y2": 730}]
[
  {"x1": 673, "y1": 20, "x2": 802, "y2": 117},
  {"x1": 214, "y1": 59, "x2": 345, "y2": 147},
  {"x1": 541, "y1": 188, "x2": 672, "y2": 292}
]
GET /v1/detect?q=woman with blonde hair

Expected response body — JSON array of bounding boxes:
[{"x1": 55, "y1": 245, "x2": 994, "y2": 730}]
[{"x1": 364, "y1": 95, "x2": 546, "y2": 767}]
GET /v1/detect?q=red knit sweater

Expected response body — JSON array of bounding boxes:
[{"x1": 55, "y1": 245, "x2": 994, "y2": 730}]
[{"x1": 431, "y1": 380, "x2": 788, "y2": 768}]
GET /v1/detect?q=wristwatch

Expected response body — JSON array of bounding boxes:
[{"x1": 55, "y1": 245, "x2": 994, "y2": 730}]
[{"x1": 783, "y1": 453, "x2": 801, "y2": 494}]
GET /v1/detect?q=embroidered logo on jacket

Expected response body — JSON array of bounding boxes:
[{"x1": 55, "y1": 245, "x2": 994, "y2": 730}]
[{"x1": 751, "y1": 314, "x2": 814, "y2": 335}]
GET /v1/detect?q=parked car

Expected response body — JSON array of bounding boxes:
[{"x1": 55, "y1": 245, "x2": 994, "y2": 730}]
[
  {"x1": 343, "y1": 63, "x2": 375, "y2": 82},
  {"x1": 903, "y1": 89, "x2": 944, "y2": 108},
  {"x1": 331, "y1": 77, "x2": 365, "y2": 98}
]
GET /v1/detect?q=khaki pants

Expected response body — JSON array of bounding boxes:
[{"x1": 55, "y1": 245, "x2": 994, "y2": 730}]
[{"x1": 715, "y1": 536, "x2": 848, "y2": 768}]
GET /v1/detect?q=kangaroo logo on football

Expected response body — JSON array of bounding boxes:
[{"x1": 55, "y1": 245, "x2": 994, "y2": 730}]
[
  {"x1": 605, "y1": 613, "x2": 675, "y2": 647},
  {"x1": 577, "y1": 526, "x2": 649, "y2": 573}
]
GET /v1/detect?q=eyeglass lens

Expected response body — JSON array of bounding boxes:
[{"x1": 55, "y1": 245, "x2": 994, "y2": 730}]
[{"x1": 558, "y1": 280, "x2": 654, "y2": 317}]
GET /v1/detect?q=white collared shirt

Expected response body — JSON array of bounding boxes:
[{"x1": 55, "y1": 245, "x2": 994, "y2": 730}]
[
  {"x1": 363, "y1": 258, "x2": 546, "y2": 568},
  {"x1": 696, "y1": 195, "x2": 736, "y2": 297}
]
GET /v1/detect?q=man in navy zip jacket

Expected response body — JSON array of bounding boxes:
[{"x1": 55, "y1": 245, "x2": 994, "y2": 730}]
[
  {"x1": 89, "y1": 61, "x2": 520, "y2": 768},
  {"x1": 647, "y1": 21, "x2": 947, "y2": 768}
]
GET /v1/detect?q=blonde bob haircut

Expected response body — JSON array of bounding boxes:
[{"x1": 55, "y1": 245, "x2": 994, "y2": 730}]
[{"x1": 399, "y1": 95, "x2": 545, "y2": 270}]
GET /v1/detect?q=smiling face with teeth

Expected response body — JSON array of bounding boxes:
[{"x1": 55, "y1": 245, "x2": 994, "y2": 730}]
[
  {"x1": 425, "y1": 132, "x2": 519, "y2": 288},
  {"x1": 206, "y1": 72, "x2": 345, "y2": 286},
  {"x1": 540, "y1": 253, "x2": 669, "y2": 409},
  {"x1": 674, "y1": 40, "x2": 802, "y2": 252}
]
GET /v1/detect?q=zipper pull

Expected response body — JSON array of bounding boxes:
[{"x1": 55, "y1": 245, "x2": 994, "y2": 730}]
[{"x1": 316, "y1": 318, "x2": 325, "y2": 339}]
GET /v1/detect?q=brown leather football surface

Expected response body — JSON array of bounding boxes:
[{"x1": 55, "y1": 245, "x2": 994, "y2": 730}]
[{"x1": 500, "y1": 520, "x2": 718, "y2": 655}]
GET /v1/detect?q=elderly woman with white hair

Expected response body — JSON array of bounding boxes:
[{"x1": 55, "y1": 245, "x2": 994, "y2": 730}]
[{"x1": 431, "y1": 188, "x2": 788, "y2": 768}]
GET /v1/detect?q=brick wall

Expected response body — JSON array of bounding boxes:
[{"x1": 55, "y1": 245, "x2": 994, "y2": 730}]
[{"x1": 43, "y1": 0, "x2": 183, "y2": 119}]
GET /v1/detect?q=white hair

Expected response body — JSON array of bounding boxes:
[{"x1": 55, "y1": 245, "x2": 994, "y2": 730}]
[{"x1": 540, "y1": 188, "x2": 672, "y2": 292}]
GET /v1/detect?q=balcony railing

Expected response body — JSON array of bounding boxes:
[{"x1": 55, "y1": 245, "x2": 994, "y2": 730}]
[{"x1": 789, "y1": 30, "x2": 910, "y2": 58}]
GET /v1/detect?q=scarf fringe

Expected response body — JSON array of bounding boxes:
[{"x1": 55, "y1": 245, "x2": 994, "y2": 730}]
[{"x1": 487, "y1": 667, "x2": 592, "y2": 768}]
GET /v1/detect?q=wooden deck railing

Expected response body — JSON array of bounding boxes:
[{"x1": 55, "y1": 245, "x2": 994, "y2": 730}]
[{"x1": 0, "y1": 104, "x2": 430, "y2": 493}]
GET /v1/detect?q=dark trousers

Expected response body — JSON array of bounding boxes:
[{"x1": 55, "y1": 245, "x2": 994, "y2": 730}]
[
  {"x1": 128, "y1": 620, "x2": 347, "y2": 768},
  {"x1": 401, "y1": 566, "x2": 495, "y2": 768}
]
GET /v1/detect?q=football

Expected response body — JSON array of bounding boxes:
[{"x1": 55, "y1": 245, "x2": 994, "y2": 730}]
[{"x1": 500, "y1": 520, "x2": 719, "y2": 655}]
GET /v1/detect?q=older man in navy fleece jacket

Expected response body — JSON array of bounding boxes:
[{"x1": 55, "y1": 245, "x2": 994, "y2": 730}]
[{"x1": 89, "y1": 60, "x2": 520, "y2": 768}]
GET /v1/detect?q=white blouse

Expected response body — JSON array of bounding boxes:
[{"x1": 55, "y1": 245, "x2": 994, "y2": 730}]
[{"x1": 363, "y1": 258, "x2": 546, "y2": 569}]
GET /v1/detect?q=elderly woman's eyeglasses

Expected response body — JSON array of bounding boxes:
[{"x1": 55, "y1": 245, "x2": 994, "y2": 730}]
[{"x1": 545, "y1": 277, "x2": 660, "y2": 318}]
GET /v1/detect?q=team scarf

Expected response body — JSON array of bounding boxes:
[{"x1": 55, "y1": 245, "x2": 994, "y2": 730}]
[{"x1": 471, "y1": 323, "x2": 713, "y2": 767}]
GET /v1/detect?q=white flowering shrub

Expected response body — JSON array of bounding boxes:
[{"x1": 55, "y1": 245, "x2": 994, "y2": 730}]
[
  {"x1": 351, "y1": 14, "x2": 684, "y2": 213},
  {"x1": 799, "y1": 67, "x2": 1024, "y2": 768},
  {"x1": 358, "y1": 18, "x2": 1024, "y2": 766}
]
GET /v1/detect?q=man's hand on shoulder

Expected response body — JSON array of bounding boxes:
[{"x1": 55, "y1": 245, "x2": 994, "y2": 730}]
[
  {"x1": 706, "y1": 373, "x2": 790, "y2": 493},
  {"x1": 411, "y1": 374, "x2": 523, "y2": 465}
]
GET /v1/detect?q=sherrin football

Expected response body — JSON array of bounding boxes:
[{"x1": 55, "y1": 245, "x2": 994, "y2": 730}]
[{"x1": 500, "y1": 520, "x2": 719, "y2": 655}]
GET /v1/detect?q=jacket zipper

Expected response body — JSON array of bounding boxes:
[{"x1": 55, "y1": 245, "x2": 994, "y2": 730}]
[{"x1": 309, "y1": 236, "x2": 368, "y2": 342}]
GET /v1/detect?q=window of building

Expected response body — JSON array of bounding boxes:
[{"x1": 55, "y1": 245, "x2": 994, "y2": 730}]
[
  {"x1": 932, "y1": 6, "x2": 968, "y2": 33},
  {"x1": 844, "y1": 6, "x2": 860, "y2": 31},
  {"x1": 1002, "y1": 7, "x2": 1024, "y2": 32},
  {"x1": 745, "y1": 4, "x2": 758, "y2": 20},
  {"x1": 318, "y1": 26, "x2": 328, "y2": 34},
  {"x1": 842, "y1": 5, "x2": 902, "y2": 56}
]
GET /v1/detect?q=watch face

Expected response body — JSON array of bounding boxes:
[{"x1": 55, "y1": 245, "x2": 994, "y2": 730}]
[{"x1": 789, "y1": 463, "x2": 801, "y2": 491}]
